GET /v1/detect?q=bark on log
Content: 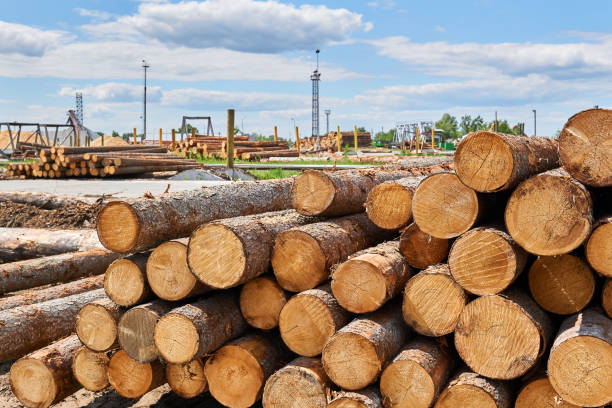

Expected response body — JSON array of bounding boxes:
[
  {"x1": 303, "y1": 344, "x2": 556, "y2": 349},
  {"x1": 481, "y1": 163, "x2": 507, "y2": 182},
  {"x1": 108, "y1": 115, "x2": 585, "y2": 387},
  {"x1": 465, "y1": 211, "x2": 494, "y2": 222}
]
[
  {"x1": 559, "y1": 108, "x2": 612, "y2": 187},
  {"x1": 586, "y1": 215, "x2": 612, "y2": 277},
  {"x1": 279, "y1": 284, "x2": 351, "y2": 357},
  {"x1": 0, "y1": 191, "x2": 97, "y2": 209},
  {"x1": 365, "y1": 176, "x2": 424, "y2": 229},
  {"x1": 380, "y1": 338, "x2": 453, "y2": 408},
  {"x1": 72, "y1": 347, "x2": 111, "y2": 392},
  {"x1": 0, "y1": 249, "x2": 121, "y2": 295},
  {"x1": 331, "y1": 240, "x2": 411, "y2": 314},
  {"x1": 154, "y1": 291, "x2": 248, "y2": 364},
  {"x1": 56, "y1": 145, "x2": 165, "y2": 155},
  {"x1": 603, "y1": 279, "x2": 612, "y2": 319},
  {"x1": 505, "y1": 168, "x2": 593, "y2": 255},
  {"x1": 515, "y1": 376, "x2": 578, "y2": 408},
  {"x1": 0, "y1": 289, "x2": 106, "y2": 362},
  {"x1": 528, "y1": 254, "x2": 595, "y2": 315},
  {"x1": 104, "y1": 253, "x2": 152, "y2": 307},
  {"x1": 434, "y1": 370, "x2": 512, "y2": 408},
  {"x1": 328, "y1": 387, "x2": 383, "y2": 408},
  {"x1": 399, "y1": 222, "x2": 450, "y2": 269},
  {"x1": 455, "y1": 288, "x2": 553, "y2": 379},
  {"x1": 166, "y1": 358, "x2": 208, "y2": 399},
  {"x1": 76, "y1": 297, "x2": 123, "y2": 352},
  {"x1": 448, "y1": 227, "x2": 527, "y2": 296},
  {"x1": 108, "y1": 349, "x2": 166, "y2": 399},
  {"x1": 548, "y1": 309, "x2": 612, "y2": 407},
  {"x1": 454, "y1": 131, "x2": 560, "y2": 192},
  {"x1": 9, "y1": 335, "x2": 82, "y2": 408},
  {"x1": 188, "y1": 210, "x2": 320, "y2": 289},
  {"x1": 272, "y1": 212, "x2": 393, "y2": 292},
  {"x1": 322, "y1": 302, "x2": 408, "y2": 390},
  {"x1": 262, "y1": 357, "x2": 331, "y2": 408},
  {"x1": 96, "y1": 178, "x2": 294, "y2": 253},
  {"x1": 239, "y1": 275, "x2": 287, "y2": 330},
  {"x1": 402, "y1": 264, "x2": 467, "y2": 336},
  {"x1": 104, "y1": 164, "x2": 199, "y2": 176}
]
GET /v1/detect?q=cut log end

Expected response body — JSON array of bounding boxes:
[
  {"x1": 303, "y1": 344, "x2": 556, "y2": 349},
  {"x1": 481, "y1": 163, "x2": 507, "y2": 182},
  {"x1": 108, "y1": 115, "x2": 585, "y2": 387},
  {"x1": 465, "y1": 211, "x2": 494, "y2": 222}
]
[
  {"x1": 108, "y1": 350, "x2": 163, "y2": 399},
  {"x1": 72, "y1": 348, "x2": 110, "y2": 392},
  {"x1": 399, "y1": 223, "x2": 449, "y2": 269},
  {"x1": 10, "y1": 358, "x2": 57, "y2": 408},
  {"x1": 328, "y1": 387, "x2": 382, "y2": 408},
  {"x1": 272, "y1": 230, "x2": 326, "y2": 292},
  {"x1": 117, "y1": 305, "x2": 163, "y2": 363},
  {"x1": 603, "y1": 279, "x2": 612, "y2": 319},
  {"x1": 154, "y1": 313, "x2": 199, "y2": 364},
  {"x1": 96, "y1": 201, "x2": 140, "y2": 253},
  {"x1": 292, "y1": 170, "x2": 335, "y2": 216},
  {"x1": 365, "y1": 183, "x2": 414, "y2": 229},
  {"x1": 435, "y1": 384, "x2": 499, "y2": 408},
  {"x1": 515, "y1": 377, "x2": 578, "y2": 408},
  {"x1": 380, "y1": 360, "x2": 434, "y2": 408},
  {"x1": 262, "y1": 357, "x2": 329, "y2": 408},
  {"x1": 76, "y1": 303, "x2": 118, "y2": 352},
  {"x1": 586, "y1": 220, "x2": 612, "y2": 276},
  {"x1": 239, "y1": 276, "x2": 287, "y2": 330},
  {"x1": 332, "y1": 259, "x2": 388, "y2": 314},
  {"x1": 166, "y1": 359, "x2": 207, "y2": 399},
  {"x1": 322, "y1": 332, "x2": 380, "y2": 390},
  {"x1": 104, "y1": 258, "x2": 147, "y2": 307},
  {"x1": 147, "y1": 240, "x2": 200, "y2": 301}
]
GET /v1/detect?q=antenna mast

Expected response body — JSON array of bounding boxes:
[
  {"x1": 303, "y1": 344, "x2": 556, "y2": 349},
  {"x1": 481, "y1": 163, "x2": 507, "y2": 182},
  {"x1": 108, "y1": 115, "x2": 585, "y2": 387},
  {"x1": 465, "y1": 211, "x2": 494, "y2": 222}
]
[{"x1": 311, "y1": 49, "x2": 321, "y2": 147}]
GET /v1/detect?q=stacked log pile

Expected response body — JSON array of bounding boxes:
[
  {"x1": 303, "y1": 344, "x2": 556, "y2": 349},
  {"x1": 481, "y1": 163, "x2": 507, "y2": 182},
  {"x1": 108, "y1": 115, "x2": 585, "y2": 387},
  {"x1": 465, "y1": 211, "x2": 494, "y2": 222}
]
[
  {"x1": 4, "y1": 108, "x2": 612, "y2": 408},
  {"x1": 299, "y1": 131, "x2": 373, "y2": 151},
  {"x1": 175, "y1": 135, "x2": 296, "y2": 160}
]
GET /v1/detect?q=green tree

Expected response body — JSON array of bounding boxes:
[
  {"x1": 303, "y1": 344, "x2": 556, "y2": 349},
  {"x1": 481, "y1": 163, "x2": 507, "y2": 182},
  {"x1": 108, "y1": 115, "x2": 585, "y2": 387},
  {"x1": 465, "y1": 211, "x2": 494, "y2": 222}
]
[
  {"x1": 497, "y1": 120, "x2": 513, "y2": 134},
  {"x1": 96, "y1": 131, "x2": 104, "y2": 137},
  {"x1": 374, "y1": 129, "x2": 395, "y2": 142},
  {"x1": 436, "y1": 113, "x2": 459, "y2": 139},
  {"x1": 112, "y1": 131, "x2": 119, "y2": 138},
  {"x1": 357, "y1": 126, "x2": 367, "y2": 132},
  {"x1": 460, "y1": 115, "x2": 487, "y2": 135}
]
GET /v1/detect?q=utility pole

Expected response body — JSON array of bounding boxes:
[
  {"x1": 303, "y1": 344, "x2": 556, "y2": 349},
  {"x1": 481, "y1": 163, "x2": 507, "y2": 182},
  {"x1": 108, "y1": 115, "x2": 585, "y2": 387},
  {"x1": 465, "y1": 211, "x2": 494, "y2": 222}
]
[
  {"x1": 311, "y1": 49, "x2": 321, "y2": 147},
  {"x1": 532, "y1": 109, "x2": 537, "y2": 136},
  {"x1": 142, "y1": 59, "x2": 150, "y2": 142},
  {"x1": 324, "y1": 109, "x2": 331, "y2": 135}
]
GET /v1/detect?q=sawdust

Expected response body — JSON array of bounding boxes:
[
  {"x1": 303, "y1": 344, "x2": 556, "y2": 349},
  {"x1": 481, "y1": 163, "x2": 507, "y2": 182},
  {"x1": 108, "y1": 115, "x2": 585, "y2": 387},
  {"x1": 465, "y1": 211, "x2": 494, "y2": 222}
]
[
  {"x1": 89, "y1": 136, "x2": 129, "y2": 146},
  {"x1": 0, "y1": 201, "x2": 100, "y2": 229}
]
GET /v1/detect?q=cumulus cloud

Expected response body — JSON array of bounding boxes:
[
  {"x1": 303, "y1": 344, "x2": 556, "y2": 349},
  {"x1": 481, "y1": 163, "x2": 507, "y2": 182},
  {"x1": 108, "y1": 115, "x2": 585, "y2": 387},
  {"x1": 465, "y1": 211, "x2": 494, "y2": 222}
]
[
  {"x1": 161, "y1": 89, "x2": 309, "y2": 110},
  {"x1": 0, "y1": 21, "x2": 67, "y2": 56},
  {"x1": 58, "y1": 83, "x2": 162, "y2": 103}
]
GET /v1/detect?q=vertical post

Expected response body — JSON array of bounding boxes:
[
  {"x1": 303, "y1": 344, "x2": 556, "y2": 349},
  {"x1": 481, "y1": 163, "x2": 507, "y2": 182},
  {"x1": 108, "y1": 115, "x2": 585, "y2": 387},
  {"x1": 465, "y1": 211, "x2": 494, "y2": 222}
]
[
  {"x1": 431, "y1": 128, "x2": 435, "y2": 150},
  {"x1": 336, "y1": 126, "x2": 341, "y2": 152},
  {"x1": 101, "y1": 133, "x2": 104, "y2": 146},
  {"x1": 353, "y1": 125, "x2": 358, "y2": 152},
  {"x1": 159, "y1": 128, "x2": 163, "y2": 146},
  {"x1": 416, "y1": 127, "x2": 420, "y2": 153},
  {"x1": 133, "y1": 128, "x2": 137, "y2": 145},
  {"x1": 227, "y1": 109, "x2": 235, "y2": 169},
  {"x1": 171, "y1": 129, "x2": 176, "y2": 150},
  {"x1": 533, "y1": 109, "x2": 537, "y2": 136},
  {"x1": 192, "y1": 127, "x2": 196, "y2": 139},
  {"x1": 274, "y1": 126, "x2": 278, "y2": 142},
  {"x1": 295, "y1": 126, "x2": 300, "y2": 155}
]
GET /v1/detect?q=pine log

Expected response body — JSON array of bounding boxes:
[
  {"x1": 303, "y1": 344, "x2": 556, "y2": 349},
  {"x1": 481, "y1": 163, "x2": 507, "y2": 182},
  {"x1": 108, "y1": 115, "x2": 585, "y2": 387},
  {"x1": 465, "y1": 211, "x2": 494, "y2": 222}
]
[
  {"x1": 96, "y1": 178, "x2": 294, "y2": 253},
  {"x1": 448, "y1": 227, "x2": 527, "y2": 295},
  {"x1": 205, "y1": 334, "x2": 287, "y2": 407},
  {"x1": 455, "y1": 288, "x2": 553, "y2": 379},
  {"x1": 402, "y1": 264, "x2": 467, "y2": 336},
  {"x1": 328, "y1": 387, "x2": 383, "y2": 408},
  {"x1": 399, "y1": 222, "x2": 450, "y2": 269},
  {"x1": 331, "y1": 240, "x2": 411, "y2": 313},
  {"x1": 505, "y1": 168, "x2": 593, "y2": 255},
  {"x1": 322, "y1": 302, "x2": 408, "y2": 390},
  {"x1": 279, "y1": 284, "x2": 351, "y2": 357},
  {"x1": 454, "y1": 131, "x2": 560, "y2": 192},
  {"x1": 434, "y1": 370, "x2": 512, "y2": 408},
  {"x1": 154, "y1": 291, "x2": 248, "y2": 364},
  {"x1": 586, "y1": 215, "x2": 612, "y2": 277},
  {"x1": 603, "y1": 279, "x2": 612, "y2": 319},
  {"x1": 262, "y1": 357, "x2": 331, "y2": 408},
  {"x1": 272, "y1": 212, "x2": 393, "y2": 292},
  {"x1": 239, "y1": 275, "x2": 287, "y2": 330},
  {"x1": 76, "y1": 297, "x2": 123, "y2": 352},
  {"x1": 117, "y1": 299, "x2": 175, "y2": 363},
  {"x1": 548, "y1": 309, "x2": 612, "y2": 407},
  {"x1": 56, "y1": 145, "x2": 165, "y2": 155},
  {"x1": 528, "y1": 254, "x2": 595, "y2": 315},
  {"x1": 72, "y1": 347, "x2": 111, "y2": 392},
  {"x1": 104, "y1": 164, "x2": 199, "y2": 176},
  {"x1": 108, "y1": 349, "x2": 166, "y2": 399},
  {"x1": 102, "y1": 157, "x2": 196, "y2": 167},
  {"x1": 0, "y1": 273, "x2": 104, "y2": 311},
  {"x1": 364, "y1": 176, "x2": 423, "y2": 229},
  {"x1": 559, "y1": 108, "x2": 612, "y2": 187},
  {"x1": 104, "y1": 253, "x2": 152, "y2": 307},
  {"x1": 166, "y1": 358, "x2": 208, "y2": 398},
  {"x1": 147, "y1": 239, "x2": 209, "y2": 301},
  {"x1": 515, "y1": 376, "x2": 578, "y2": 408},
  {"x1": 0, "y1": 191, "x2": 96, "y2": 209},
  {"x1": 9, "y1": 335, "x2": 82, "y2": 408},
  {"x1": 188, "y1": 210, "x2": 320, "y2": 289},
  {"x1": 0, "y1": 249, "x2": 121, "y2": 295},
  {"x1": 0, "y1": 289, "x2": 106, "y2": 362},
  {"x1": 380, "y1": 338, "x2": 453, "y2": 408}
]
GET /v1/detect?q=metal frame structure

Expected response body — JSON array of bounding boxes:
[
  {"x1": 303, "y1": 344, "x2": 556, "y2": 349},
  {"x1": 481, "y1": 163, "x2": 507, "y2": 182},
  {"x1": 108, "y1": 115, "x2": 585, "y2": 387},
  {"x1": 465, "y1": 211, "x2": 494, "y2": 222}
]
[
  {"x1": 393, "y1": 121, "x2": 434, "y2": 148},
  {"x1": 75, "y1": 93, "x2": 83, "y2": 125},
  {"x1": 311, "y1": 49, "x2": 321, "y2": 146},
  {"x1": 180, "y1": 116, "x2": 214, "y2": 141},
  {"x1": 0, "y1": 122, "x2": 76, "y2": 158},
  {"x1": 324, "y1": 109, "x2": 331, "y2": 135}
]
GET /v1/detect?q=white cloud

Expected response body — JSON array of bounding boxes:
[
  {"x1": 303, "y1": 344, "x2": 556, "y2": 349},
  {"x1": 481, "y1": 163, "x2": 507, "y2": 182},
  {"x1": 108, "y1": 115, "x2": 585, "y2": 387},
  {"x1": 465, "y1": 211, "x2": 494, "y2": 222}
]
[
  {"x1": 58, "y1": 83, "x2": 162, "y2": 103},
  {"x1": 367, "y1": 0, "x2": 396, "y2": 9},
  {"x1": 74, "y1": 8, "x2": 115, "y2": 21},
  {"x1": 0, "y1": 21, "x2": 67, "y2": 56},
  {"x1": 161, "y1": 89, "x2": 309, "y2": 110},
  {"x1": 434, "y1": 25, "x2": 445, "y2": 33}
]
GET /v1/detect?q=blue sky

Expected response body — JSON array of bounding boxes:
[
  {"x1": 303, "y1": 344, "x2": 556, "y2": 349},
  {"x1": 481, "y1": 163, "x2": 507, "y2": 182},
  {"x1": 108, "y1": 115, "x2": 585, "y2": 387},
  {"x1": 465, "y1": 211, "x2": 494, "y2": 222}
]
[{"x1": 1, "y1": 0, "x2": 611, "y2": 140}]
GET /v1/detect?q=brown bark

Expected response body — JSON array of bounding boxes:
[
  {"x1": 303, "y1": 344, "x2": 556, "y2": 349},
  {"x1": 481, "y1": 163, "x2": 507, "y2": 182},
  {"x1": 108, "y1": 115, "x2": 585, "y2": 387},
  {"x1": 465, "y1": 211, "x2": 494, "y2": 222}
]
[
  {"x1": 515, "y1": 376, "x2": 578, "y2": 408},
  {"x1": 399, "y1": 222, "x2": 450, "y2": 269},
  {"x1": 76, "y1": 297, "x2": 123, "y2": 352},
  {"x1": 108, "y1": 349, "x2": 166, "y2": 399},
  {"x1": 104, "y1": 253, "x2": 152, "y2": 307},
  {"x1": 586, "y1": 215, "x2": 612, "y2": 277},
  {"x1": 365, "y1": 176, "x2": 424, "y2": 229},
  {"x1": 166, "y1": 358, "x2": 208, "y2": 398},
  {"x1": 0, "y1": 191, "x2": 96, "y2": 209},
  {"x1": 242, "y1": 150, "x2": 299, "y2": 160},
  {"x1": 603, "y1": 279, "x2": 612, "y2": 319},
  {"x1": 102, "y1": 157, "x2": 197, "y2": 167},
  {"x1": 104, "y1": 164, "x2": 199, "y2": 176},
  {"x1": 434, "y1": 370, "x2": 512, "y2": 408},
  {"x1": 72, "y1": 347, "x2": 112, "y2": 392},
  {"x1": 328, "y1": 387, "x2": 383, "y2": 408},
  {"x1": 239, "y1": 275, "x2": 287, "y2": 330}
]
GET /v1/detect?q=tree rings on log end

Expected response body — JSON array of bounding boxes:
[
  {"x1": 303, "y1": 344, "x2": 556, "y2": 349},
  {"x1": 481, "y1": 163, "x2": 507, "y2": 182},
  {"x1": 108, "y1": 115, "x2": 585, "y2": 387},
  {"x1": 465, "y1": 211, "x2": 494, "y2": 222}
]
[
  {"x1": 76, "y1": 303, "x2": 118, "y2": 352},
  {"x1": 96, "y1": 201, "x2": 140, "y2": 253},
  {"x1": 322, "y1": 332, "x2": 380, "y2": 390},
  {"x1": 104, "y1": 258, "x2": 147, "y2": 307},
  {"x1": 166, "y1": 359, "x2": 207, "y2": 399},
  {"x1": 586, "y1": 219, "x2": 612, "y2": 276},
  {"x1": 262, "y1": 357, "x2": 329, "y2": 408},
  {"x1": 10, "y1": 358, "x2": 57, "y2": 408},
  {"x1": 272, "y1": 230, "x2": 326, "y2": 292},
  {"x1": 365, "y1": 182, "x2": 414, "y2": 230},
  {"x1": 240, "y1": 276, "x2": 287, "y2": 330},
  {"x1": 399, "y1": 223, "x2": 449, "y2": 269},
  {"x1": 603, "y1": 279, "x2": 612, "y2": 319},
  {"x1": 332, "y1": 259, "x2": 388, "y2": 314},
  {"x1": 108, "y1": 350, "x2": 163, "y2": 399},
  {"x1": 434, "y1": 371, "x2": 510, "y2": 408},
  {"x1": 515, "y1": 377, "x2": 578, "y2": 408},
  {"x1": 292, "y1": 170, "x2": 335, "y2": 216},
  {"x1": 147, "y1": 240, "x2": 201, "y2": 301},
  {"x1": 117, "y1": 304, "x2": 165, "y2": 363},
  {"x1": 72, "y1": 348, "x2": 110, "y2": 392},
  {"x1": 154, "y1": 313, "x2": 199, "y2": 364}
]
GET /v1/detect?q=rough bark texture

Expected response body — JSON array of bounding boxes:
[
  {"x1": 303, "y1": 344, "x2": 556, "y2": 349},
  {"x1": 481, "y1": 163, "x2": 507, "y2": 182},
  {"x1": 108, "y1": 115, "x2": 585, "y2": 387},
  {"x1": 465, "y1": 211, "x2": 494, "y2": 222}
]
[
  {"x1": 365, "y1": 176, "x2": 424, "y2": 230},
  {"x1": 166, "y1": 358, "x2": 208, "y2": 399},
  {"x1": 272, "y1": 212, "x2": 394, "y2": 292},
  {"x1": 239, "y1": 275, "x2": 287, "y2": 330},
  {"x1": 104, "y1": 253, "x2": 152, "y2": 307},
  {"x1": 586, "y1": 215, "x2": 612, "y2": 277},
  {"x1": 0, "y1": 249, "x2": 121, "y2": 295},
  {"x1": 399, "y1": 222, "x2": 450, "y2": 269},
  {"x1": 328, "y1": 387, "x2": 383, "y2": 408},
  {"x1": 96, "y1": 178, "x2": 295, "y2": 253},
  {"x1": 72, "y1": 347, "x2": 112, "y2": 392},
  {"x1": 108, "y1": 349, "x2": 166, "y2": 399},
  {"x1": 434, "y1": 370, "x2": 512, "y2": 408},
  {"x1": 515, "y1": 376, "x2": 578, "y2": 408},
  {"x1": 0, "y1": 191, "x2": 98, "y2": 208},
  {"x1": 0, "y1": 289, "x2": 106, "y2": 362},
  {"x1": 603, "y1": 279, "x2": 612, "y2": 319},
  {"x1": 455, "y1": 131, "x2": 560, "y2": 192},
  {"x1": 331, "y1": 240, "x2": 411, "y2": 313},
  {"x1": 76, "y1": 297, "x2": 123, "y2": 352},
  {"x1": 505, "y1": 168, "x2": 593, "y2": 255}
]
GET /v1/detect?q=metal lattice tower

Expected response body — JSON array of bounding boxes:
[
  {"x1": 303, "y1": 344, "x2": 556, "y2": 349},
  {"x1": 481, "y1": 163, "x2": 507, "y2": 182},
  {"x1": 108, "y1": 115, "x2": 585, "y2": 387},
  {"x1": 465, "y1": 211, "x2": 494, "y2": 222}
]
[
  {"x1": 324, "y1": 109, "x2": 331, "y2": 135},
  {"x1": 311, "y1": 50, "x2": 321, "y2": 143},
  {"x1": 75, "y1": 92, "x2": 83, "y2": 126}
]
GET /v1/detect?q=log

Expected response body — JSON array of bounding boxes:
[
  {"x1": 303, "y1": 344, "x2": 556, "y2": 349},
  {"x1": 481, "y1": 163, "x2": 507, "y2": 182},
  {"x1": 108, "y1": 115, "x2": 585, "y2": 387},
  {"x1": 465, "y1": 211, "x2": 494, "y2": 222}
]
[
  {"x1": 272, "y1": 212, "x2": 393, "y2": 292},
  {"x1": 262, "y1": 356, "x2": 331, "y2": 408},
  {"x1": 147, "y1": 239, "x2": 209, "y2": 301},
  {"x1": 454, "y1": 288, "x2": 553, "y2": 379},
  {"x1": 331, "y1": 240, "x2": 411, "y2": 313},
  {"x1": 328, "y1": 387, "x2": 383, "y2": 408},
  {"x1": 399, "y1": 222, "x2": 450, "y2": 269},
  {"x1": 0, "y1": 289, "x2": 106, "y2": 362},
  {"x1": 0, "y1": 191, "x2": 96, "y2": 209},
  {"x1": 242, "y1": 150, "x2": 299, "y2": 160},
  {"x1": 166, "y1": 358, "x2": 208, "y2": 398},
  {"x1": 402, "y1": 264, "x2": 467, "y2": 336},
  {"x1": 528, "y1": 254, "x2": 595, "y2": 315},
  {"x1": 96, "y1": 178, "x2": 294, "y2": 253},
  {"x1": 548, "y1": 309, "x2": 612, "y2": 407},
  {"x1": 604, "y1": 279, "x2": 612, "y2": 319},
  {"x1": 0, "y1": 249, "x2": 121, "y2": 294},
  {"x1": 0, "y1": 227, "x2": 102, "y2": 262},
  {"x1": 104, "y1": 164, "x2": 199, "y2": 176},
  {"x1": 154, "y1": 291, "x2": 248, "y2": 363},
  {"x1": 104, "y1": 253, "x2": 152, "y2": 307},
  {"x1": 0, "y1": 273, "x2": 104, "y2": 311},
  {"x1": 205, "y1": 334, "x2": 287, "y2": 407},
  {"x1": 9, "y1": 335, "x2": 82, "y2": 408},
  {"x1": 279, "y1": 284, "x2": 351, "y2": 357},
  {"x1": 108, "y1": 349, "x2": 166, "y2": 399},
  {"x1": 559, "y1": 108, "x2": 612, "y2": 187},
  {"x1": 454, "y1": 131, "x2": 560, "y2": 192},
  {"x1": 56, "y1": 145, "x2": 165, "y2": 155},
  {"x1": 102, "y1": 157, "x2": 197, "y2": 167},
  {"x1": 586, "y1": 215, "x2": 612, "y2": 277},
  {"x1": 188, "y1": 210, "x2": 320, "y2": 289},
  {"x1": 434, "y1": 370, "x2": 512, "y2": 408},
  {"x1": 75, "y1": 297, "x2": 123, "y2": 352},
  {"x1": 505, "y1": 168, "x2": 593, "y2": 255},
  {"x1": 239, "y1": 275, "x2": 287, "y2": 330},
  {"x1": 364, "y1": 176, "x2": 423, "y2": 229},
  {"x1": 515, "y1": 376, "x2": 578, "y2": 408},
  {"x1": 448, "y1": 227, "x2": 527, "y2": 295},
  {"x1": 380, "y1": 338, "x2": 453, "y2": 408},
  {"x1": 72, "y1": 347, "x2": 111, "y2": 392},
  {"x1": 117, "y1": 299, "x2": 175, "y2": 363},
  {"x1": 322, "y1": 302, "x2": 408, "y2": 390}
]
